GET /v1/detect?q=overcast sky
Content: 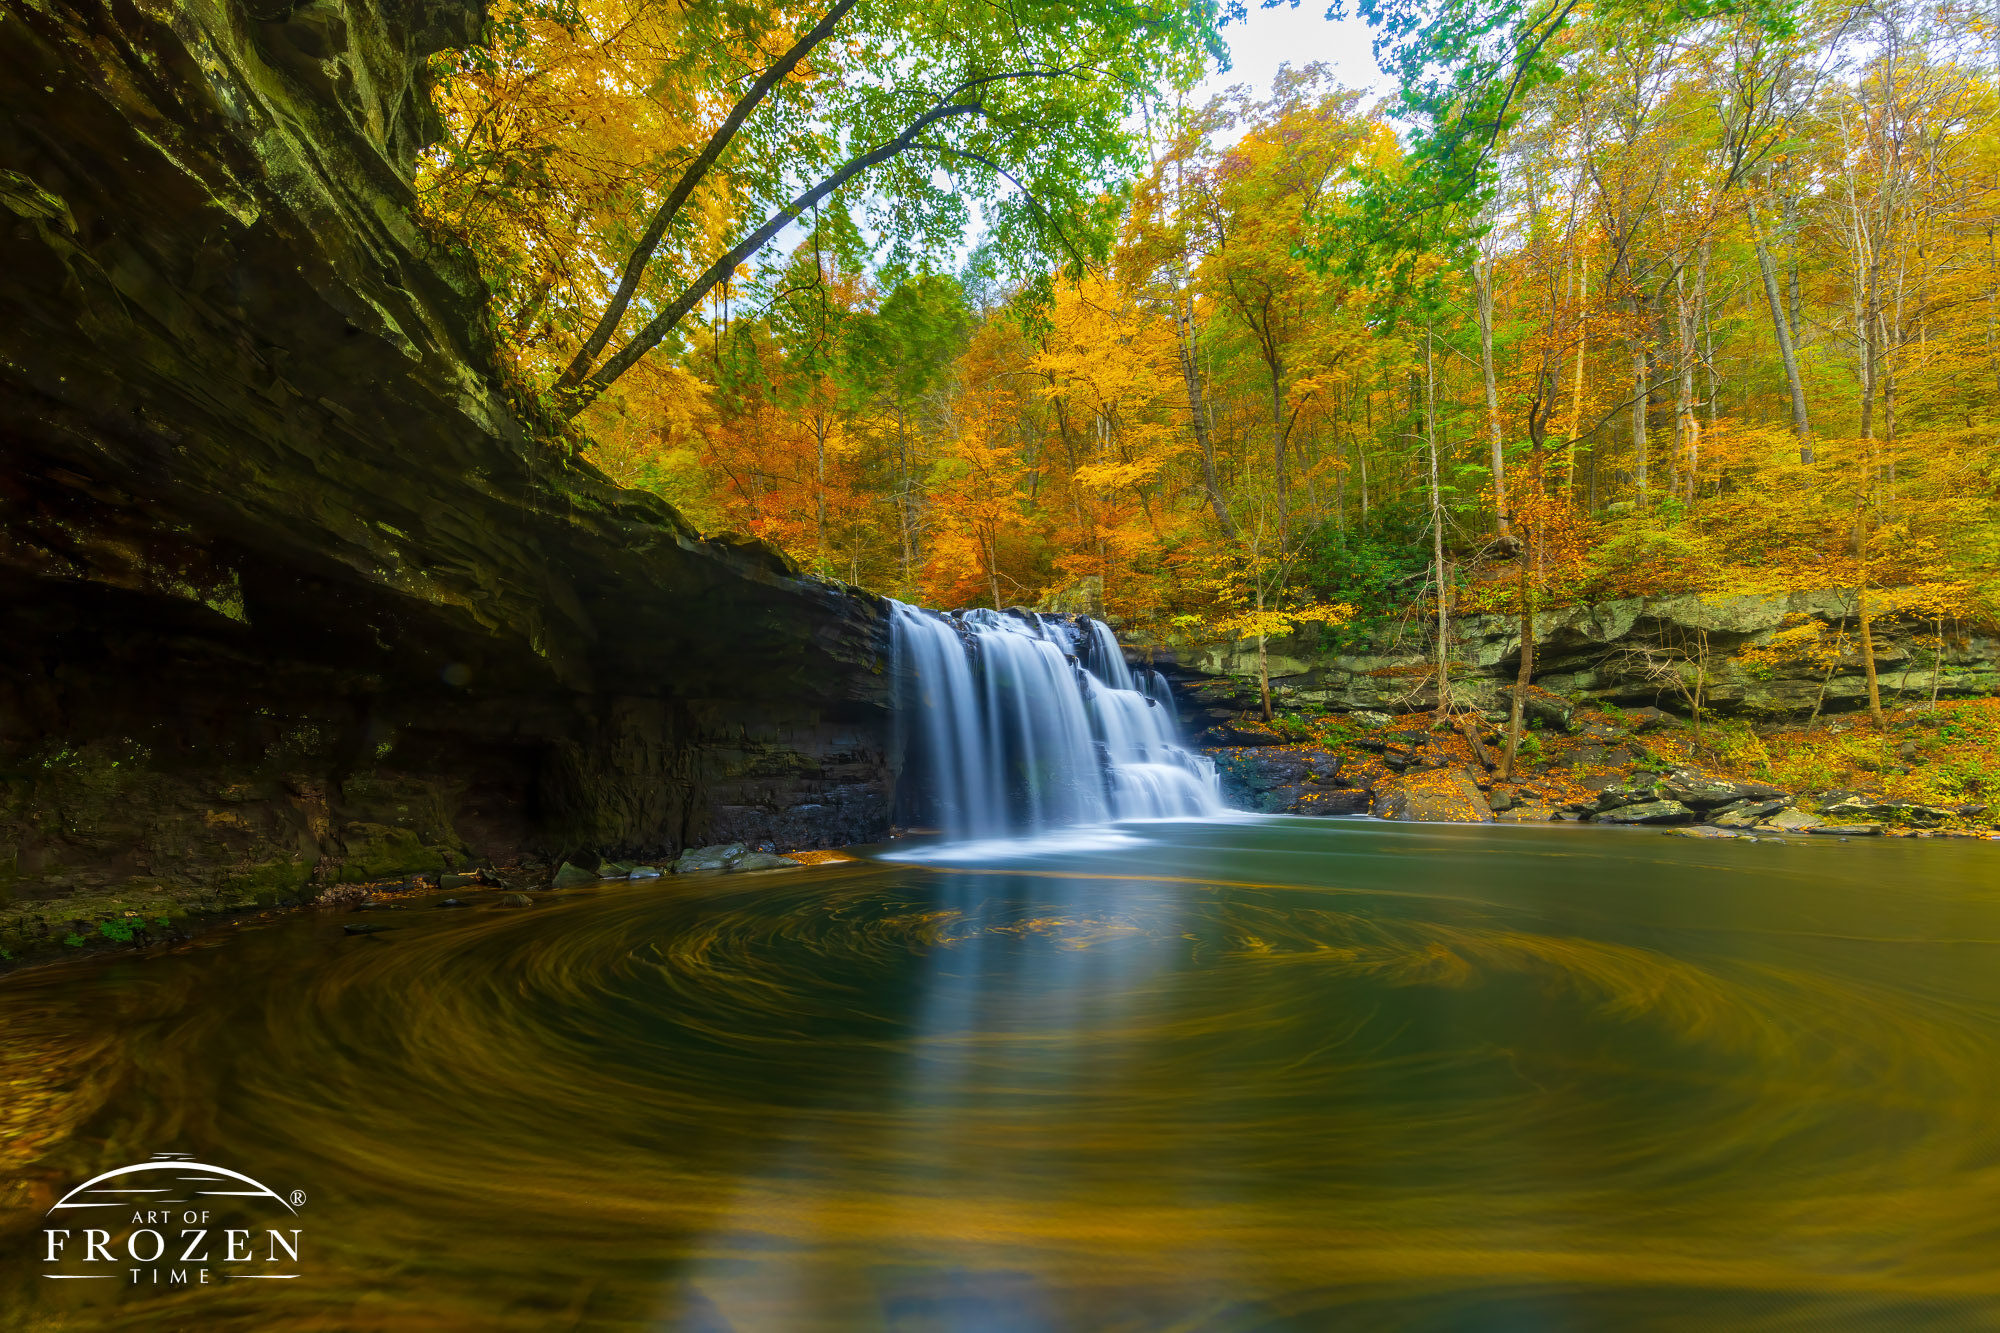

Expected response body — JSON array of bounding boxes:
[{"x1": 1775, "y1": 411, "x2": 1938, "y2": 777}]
[{"x1": 1193, "y1": 2, "x2": 1390, "y2": 106}]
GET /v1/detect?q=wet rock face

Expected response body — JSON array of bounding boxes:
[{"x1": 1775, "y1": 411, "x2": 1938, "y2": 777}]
[
  {"x1": 1213, "y1": 748, "x2": 1365, "y2": 815},
  {"x1": 0, "y1": 0, "x2": 894, "y2": 916}
]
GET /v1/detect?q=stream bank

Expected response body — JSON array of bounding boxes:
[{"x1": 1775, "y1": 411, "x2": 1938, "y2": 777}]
[{"x1": 1147, "y1": 591, "x2": 2000, "y2": 835}]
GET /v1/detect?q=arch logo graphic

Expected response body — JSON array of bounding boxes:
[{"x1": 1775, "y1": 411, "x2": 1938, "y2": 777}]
[{"x1": 41, "y1": 1153, "x2": 305, "y2": 1288}]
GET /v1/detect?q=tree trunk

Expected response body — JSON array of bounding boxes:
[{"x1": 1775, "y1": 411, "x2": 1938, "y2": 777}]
[
  {"x1": 1254, "y1": 583, "x2": 1273, "y2": 723},
  {"x1": 1269, "y1": 362, "x2": 1290, "y2": 547},
  {"x1": 1785, "y1": 189, "x2": 1804, "y2": 339},
  {"x1": 1700, "y1": 239, "x2": 1718, "y2": 430},
  {"x1": 813, "y1": 414, "x2": 829, "y2": 563},
  {"x1": 1987, "y1": 222, "x2": 2000, "y2": 404},
  {"x1": 896, "y1": 403, "x2": 914, "y2": 588},
  {"x1": 1503, "y1": 443, "x2": 1544, "y2": 780},
  {"x1": 1479, "y1": 254, "x2": 1510, "y2": 540},
  {"x1": 1174, "y1": 287, "x2": 1237, "y2": 539},
  {"x1": 1566, "y1": 258, "x2": 1588, "y2": 493},
  {"x1": 1502, "y1": 554, "x2": 1535, "y2": 781},
  {"x1": 1628, "y1": 320, "x2": 1648, "y2": 508},
  {"x1": 1675, "y1": 264, "x2": 1700, "y2": 503},
  {"x1": 1853, "y1": 340, "x2": 1887, "y2": 731},
  {"x1": 1749, "y1": 196, "x2": 1814, "y2": 463},
  {"x1": 1856, "y1": 580, "x2": 1885, "y2": 729},
  {"x1": 1425, "y1": 328, "x2": 1451, "y2": 714}
]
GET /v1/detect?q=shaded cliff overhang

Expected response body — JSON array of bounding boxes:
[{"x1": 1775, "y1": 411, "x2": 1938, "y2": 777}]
[
  {"x1": 0, "y1": 0, "x2": 891, "y2": 726},
  {"x1": 0, "y1": 0, "x2": 896, "y2": 919}
]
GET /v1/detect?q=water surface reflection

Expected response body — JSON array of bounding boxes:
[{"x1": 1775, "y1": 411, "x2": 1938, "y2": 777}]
[{"x1": 5, "y1": 818, "x2": 2000, "y2": 1329}]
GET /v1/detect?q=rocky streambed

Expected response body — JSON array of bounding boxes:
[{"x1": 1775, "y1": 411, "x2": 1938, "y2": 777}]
[{"x1": 1208, "y1": 696, "x2": 1998, "y2": 840}]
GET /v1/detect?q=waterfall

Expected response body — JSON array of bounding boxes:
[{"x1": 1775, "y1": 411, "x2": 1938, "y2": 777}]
[{"x1": 890, "y1": 601, "x2": 1225, "y2": 840}]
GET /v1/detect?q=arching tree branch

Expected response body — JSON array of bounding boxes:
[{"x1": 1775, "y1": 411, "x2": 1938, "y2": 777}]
[
  {"x1": 554, "y1": 0, "x2": 861, "y2": 392},
  {"x1": 559, "y1": 67, "x2": 1086, "y2": 417},
  {"x1": 560, "y1": 98, "x2": 989, "y2": 417}
]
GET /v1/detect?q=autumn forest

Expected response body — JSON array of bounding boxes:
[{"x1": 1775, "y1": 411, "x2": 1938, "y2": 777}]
[{"x1": 416, "y1": 0, "x2": 1999, "y2": 714}]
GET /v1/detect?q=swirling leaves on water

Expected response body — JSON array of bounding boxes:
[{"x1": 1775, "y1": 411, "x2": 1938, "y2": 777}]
[{"x1": 6, "y1": 821, "x2": 2000, "y2": 1330}]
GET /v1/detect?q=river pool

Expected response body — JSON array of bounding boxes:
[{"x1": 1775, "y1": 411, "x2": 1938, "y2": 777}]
[{"x1": 5, "y1": 817, "x2": 1999, "y2": 1329}]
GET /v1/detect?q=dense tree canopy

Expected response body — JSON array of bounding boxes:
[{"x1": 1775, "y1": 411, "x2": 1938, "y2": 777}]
[
  {"x1": 419, "y1": 0, "x2": 2000, "y2": 731},
  {"x1": 422, "y1": 0, "x2": 1221, "y2": 415}
]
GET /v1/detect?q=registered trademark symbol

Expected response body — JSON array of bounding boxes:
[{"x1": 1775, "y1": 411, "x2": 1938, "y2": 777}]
[{"x1": 290, "y1": 1190, "x2": 306, "y2": 1207}]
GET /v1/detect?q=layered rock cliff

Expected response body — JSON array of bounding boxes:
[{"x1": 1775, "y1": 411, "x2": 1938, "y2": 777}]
[
  {"x1": 0, "y1": 0, "x2": 894, "y2": 935},
  {"x1": 1165, "y1": 590, "x2": 1999, "y2": 739},
  {"x1": 1157, "y1": 590, "x2": 1998, "y2": 830}
]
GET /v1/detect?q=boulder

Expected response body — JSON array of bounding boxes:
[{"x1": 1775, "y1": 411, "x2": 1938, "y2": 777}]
[
  {"x1": 1810, "y1": 824, "x2": 1883, "y2": 836},
  {"x1": 1382, "y1": 746, "x2": 1425, "y2": 773},
  {"x1": 1493, "y1": 804, "x2": 1555, "y2": 823},
  {"x1": 1374, "y1": 770, "x2": 1494, "y2": 823},
  {"x1": 1571, "y1": 744, "x2": 1643, "y2": 768},
  {"x1": 731, "y1": 852, "x2": 803, "y2": 871},
  {"x1": 1661, "y1": 769, "x2": 1787, "y2": 809},
  {"x1": 1592, "y1": 800, "x2": 1696, "y2": 825},
  {"x1": 1218, "y1": 751, "x2": 1312, "y2": 790},
  {"x1": 674, "y1": 843, "x2": 748, "y2": 873},
  {"x1": 1819, "y1": 797, "x2": 1950, "y2": 828},
  {"x1": 1621, "y1": 706, "x2": 1676, "y2": 732},
  {"x1": 1216, "y1": 722, "x2": 1288, "y2": 746},
  {"x1": 1711, "y1": 798, "x2": 1789, "y2": 829},
  {"x1": 1595, "y1": 779, "x2": 1672, "y2": 812},
  {"x1": 1765, "y1": 809, "x2": 1825, "y2": 833},
  {"x1": 1292, "y1": 789, "x2": 1373, "y2": 816},
  {"x1": 1214, "y1": 749, "x2": 1349, "y2": 814},
  {"x1": 550, "y1": 862, "x2": 598, "y2": 888},
  {"x1": 1521, "y1": 689, "x2": 1580, "y2": 735}
]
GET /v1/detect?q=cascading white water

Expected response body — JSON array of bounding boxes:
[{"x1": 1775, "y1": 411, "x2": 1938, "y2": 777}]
[{"x1": 890, "y1": 600, "x2": 1225, "y2": 839}]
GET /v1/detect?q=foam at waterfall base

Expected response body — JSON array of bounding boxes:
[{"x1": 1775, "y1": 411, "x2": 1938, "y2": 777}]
[
  {"x1": 879, "y1": 827, "x2": 1149, "y2": 864},
  {"x1": 878, "y1": 811, "x2": 1265, "y2": 865}
]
